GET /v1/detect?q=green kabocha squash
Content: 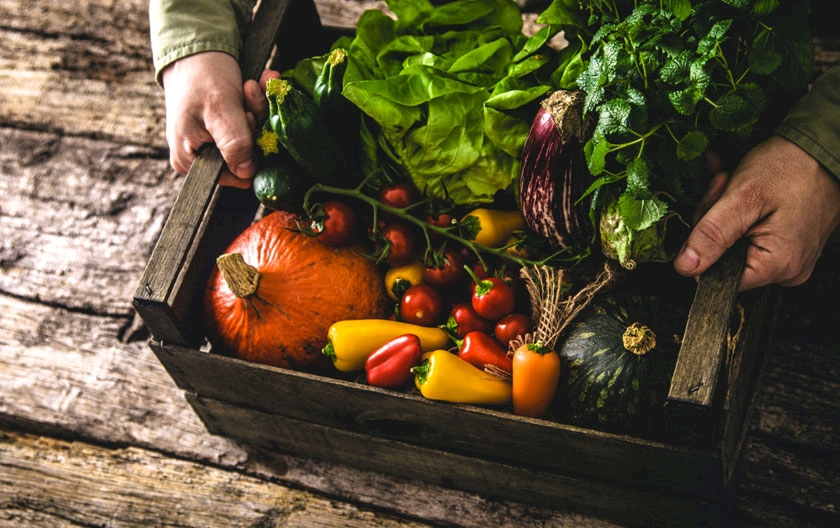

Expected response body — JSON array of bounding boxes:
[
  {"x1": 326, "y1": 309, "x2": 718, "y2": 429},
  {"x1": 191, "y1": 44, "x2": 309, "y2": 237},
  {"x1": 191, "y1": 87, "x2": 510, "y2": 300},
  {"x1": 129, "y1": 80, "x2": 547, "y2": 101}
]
[
  {"x1": 253, "y1": 164, "x2": 298, "y2": 211},
  {"x1": 554, "y1": 294, "x2": 687, "y2": 438}
]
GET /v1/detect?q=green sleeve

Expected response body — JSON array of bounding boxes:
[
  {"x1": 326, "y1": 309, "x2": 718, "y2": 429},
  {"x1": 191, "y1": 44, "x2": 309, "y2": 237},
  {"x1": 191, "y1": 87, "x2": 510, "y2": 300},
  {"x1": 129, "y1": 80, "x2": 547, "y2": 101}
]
[
  {"x1": 149, "y1": 0, "x2": 258, "y2": 85},
  {"x1": 774, "y1": 64, "x2": 840, "y2": 180}
]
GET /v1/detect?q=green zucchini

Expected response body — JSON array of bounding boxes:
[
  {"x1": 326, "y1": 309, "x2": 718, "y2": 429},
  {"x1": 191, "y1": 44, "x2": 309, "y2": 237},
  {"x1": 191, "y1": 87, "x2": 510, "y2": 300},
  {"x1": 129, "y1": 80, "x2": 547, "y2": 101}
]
[
  {"x1": 313, "y1": 48, "x2": 347, "y2": 112},
  {"x1": 265, "y1": 78, "x2": 344, "y2": 181}
]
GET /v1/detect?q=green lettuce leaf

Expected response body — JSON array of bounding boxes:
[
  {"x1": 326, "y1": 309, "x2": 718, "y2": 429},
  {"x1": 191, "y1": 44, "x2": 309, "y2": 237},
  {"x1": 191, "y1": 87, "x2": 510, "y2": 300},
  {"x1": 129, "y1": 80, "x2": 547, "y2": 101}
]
[{"x1": 340, "y1": 0, "x2": 564, "y2": 204}]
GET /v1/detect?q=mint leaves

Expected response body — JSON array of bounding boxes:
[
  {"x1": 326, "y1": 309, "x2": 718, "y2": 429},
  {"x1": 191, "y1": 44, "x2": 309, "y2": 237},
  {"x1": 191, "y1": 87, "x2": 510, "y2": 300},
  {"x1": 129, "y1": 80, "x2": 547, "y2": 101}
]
[{"x1": 541, "y1": 0, "x2": 814, "y2": 264}]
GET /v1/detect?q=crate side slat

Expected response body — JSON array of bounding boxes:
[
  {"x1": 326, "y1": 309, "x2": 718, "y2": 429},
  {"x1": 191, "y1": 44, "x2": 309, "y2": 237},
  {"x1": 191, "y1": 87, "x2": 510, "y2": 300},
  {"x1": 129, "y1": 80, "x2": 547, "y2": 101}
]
[
  {"x1": 188, "y1": 394, "x2": 726, "y2": 528},
  {"x1": 132, "y1": 147, "x2": 225, "y2": 344},
  {"x1": 666, "y1": 242, "x2": 747, "y2": 444},
  {"x1": 718, "y1": 285, "x2": 780, "y2": 484},
  {"x1": 151, "y1": 342, "x2": 724, "y2": 498}
]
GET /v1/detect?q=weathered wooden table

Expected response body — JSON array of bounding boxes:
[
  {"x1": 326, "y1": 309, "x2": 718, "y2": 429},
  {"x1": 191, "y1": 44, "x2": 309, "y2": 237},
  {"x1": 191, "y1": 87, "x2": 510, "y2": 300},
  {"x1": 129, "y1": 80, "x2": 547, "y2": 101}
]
[{"x1": 1, "y1": 1, "x2": 838, "y2": 526}]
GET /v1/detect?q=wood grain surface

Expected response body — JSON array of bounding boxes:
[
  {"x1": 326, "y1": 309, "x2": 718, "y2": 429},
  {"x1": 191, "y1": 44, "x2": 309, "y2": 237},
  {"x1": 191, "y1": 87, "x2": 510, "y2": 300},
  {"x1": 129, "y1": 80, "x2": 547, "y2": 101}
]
[{"x1": 1, "y1": 0, "x2": 838, "y2": 527}]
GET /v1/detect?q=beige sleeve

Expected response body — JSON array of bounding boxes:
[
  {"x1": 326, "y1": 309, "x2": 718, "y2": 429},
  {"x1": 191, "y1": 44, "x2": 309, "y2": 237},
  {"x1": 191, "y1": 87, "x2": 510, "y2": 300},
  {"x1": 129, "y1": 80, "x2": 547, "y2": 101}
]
[{"x1": 148, "y1": 0, "x2": 257, "y2": 86}]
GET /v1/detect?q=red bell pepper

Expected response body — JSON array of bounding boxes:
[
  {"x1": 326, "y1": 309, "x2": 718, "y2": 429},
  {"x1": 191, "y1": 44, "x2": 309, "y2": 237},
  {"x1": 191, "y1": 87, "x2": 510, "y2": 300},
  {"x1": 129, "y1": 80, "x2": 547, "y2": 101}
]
[
  {"x1": 457, "y1": 330, "x2": 512, "y2": 373},
  {"x1": 365, "y1": 333, "x2": 423, "y2": 389}
]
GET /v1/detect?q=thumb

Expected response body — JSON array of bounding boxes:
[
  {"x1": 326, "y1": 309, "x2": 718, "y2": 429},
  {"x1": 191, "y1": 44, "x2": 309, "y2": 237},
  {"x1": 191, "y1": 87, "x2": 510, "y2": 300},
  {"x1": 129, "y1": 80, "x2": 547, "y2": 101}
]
[
  {"x1": 205, "y1": 101, "x2": 257, "y2": 181},
  {"x1": 674, "y1": 193, "x2": 756, "y2": 278}
]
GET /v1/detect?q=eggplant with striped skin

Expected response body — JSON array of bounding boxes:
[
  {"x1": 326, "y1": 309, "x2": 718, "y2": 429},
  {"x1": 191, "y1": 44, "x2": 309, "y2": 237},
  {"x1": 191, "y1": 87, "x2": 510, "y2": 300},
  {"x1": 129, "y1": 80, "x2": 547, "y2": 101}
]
[{"x1": 518, "y1": 90, "x2": 594, "y2": 253}]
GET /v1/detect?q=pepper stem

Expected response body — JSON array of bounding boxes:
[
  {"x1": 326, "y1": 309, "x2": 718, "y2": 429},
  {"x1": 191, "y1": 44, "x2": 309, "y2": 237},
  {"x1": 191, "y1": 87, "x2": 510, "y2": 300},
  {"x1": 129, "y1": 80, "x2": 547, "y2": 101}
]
[
  {"x1": 322, "y1": 341, "x2": 336, "y2": 361},
  {"x1": 410, "y1": 360, "x2": 431, "y2": 385},
  {"x1": 622, "y1": 323, "x2": 657, "y2": 355},
  {"x1": 216, "y1": 253, "x2": 261, "y2": 298}
]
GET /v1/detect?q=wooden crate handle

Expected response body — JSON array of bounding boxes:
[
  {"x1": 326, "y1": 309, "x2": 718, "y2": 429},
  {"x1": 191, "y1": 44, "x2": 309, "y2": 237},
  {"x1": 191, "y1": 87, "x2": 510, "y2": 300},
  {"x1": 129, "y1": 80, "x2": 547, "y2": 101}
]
[
  {"x1": 665, "y1": 240, "x2": 748, "y2": 444},
  {"x1": 132, "y1": 0, "x2": 298, "y2": 344}
]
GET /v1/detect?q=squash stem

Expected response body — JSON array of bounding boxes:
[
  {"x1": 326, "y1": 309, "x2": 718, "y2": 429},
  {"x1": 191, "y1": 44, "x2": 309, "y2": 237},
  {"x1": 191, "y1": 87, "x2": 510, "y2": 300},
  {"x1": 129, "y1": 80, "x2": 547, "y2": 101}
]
[
  {"x1": 216, "y1": 253, "x2": 261, "y2": 298},
  {"x1": 622, "y1": 323, "x2": 656, "y2": 355}
]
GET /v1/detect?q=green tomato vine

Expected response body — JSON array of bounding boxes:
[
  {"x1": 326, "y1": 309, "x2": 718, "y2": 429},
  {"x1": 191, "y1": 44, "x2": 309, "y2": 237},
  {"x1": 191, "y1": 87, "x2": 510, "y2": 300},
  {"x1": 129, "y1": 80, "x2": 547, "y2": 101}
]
[{"x1": 300, "y1": 179, "x2": 587, "y2": 270}]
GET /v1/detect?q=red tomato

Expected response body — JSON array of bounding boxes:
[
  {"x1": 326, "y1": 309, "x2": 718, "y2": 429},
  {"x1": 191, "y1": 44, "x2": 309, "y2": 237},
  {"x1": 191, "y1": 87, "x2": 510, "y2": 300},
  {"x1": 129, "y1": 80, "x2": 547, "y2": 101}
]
[
  {"x1": 424, "y1": 210, "x2": 458, "y2": 244},
  {"x1": 446, "y1": 302, "x2": 494, "y2": 339},
  {"x1": 424, "y1": 211, "x2": 457, "y2": 229},
  {"x1": 380, "y1": 222, "x2": 420, "y2": 267},
  {"x1": 423, "y1": 249, "x2": 466, "y2": 289},
  {"x1": 312, "y1": 201, "x2": 358, "y2": 246},
  {"x1": 472, "y1": 261, "x2": 493, "y2": 280},
  {"x1": 378, "y1": 182, "x2": 419, "y2": 211},
  {"x1": 494, "y1": 313, "x2": 533, "y2": 348},
  {"x1": 400, "y1": 284, "x2": 446, "y2": 326},
  {"x1": 470, "y1": 276, "x2": 515, "y2": 321}
]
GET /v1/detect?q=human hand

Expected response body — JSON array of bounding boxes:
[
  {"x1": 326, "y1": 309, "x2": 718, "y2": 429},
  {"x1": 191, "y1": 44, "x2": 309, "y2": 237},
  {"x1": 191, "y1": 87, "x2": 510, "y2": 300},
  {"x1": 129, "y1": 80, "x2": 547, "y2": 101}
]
[
  {"x1": 161, "y1": 51, "x2": 278, "y2": 187},
  {"x1": 674, "y1": 135, "x2": 840, "y2": 291}
]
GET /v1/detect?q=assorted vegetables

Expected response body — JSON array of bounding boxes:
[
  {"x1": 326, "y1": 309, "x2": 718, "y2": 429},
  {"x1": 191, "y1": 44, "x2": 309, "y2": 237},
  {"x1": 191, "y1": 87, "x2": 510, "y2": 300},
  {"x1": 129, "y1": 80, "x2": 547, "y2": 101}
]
[{"x1": 200, "y1": 0, "x2": 813, "y2": 432}]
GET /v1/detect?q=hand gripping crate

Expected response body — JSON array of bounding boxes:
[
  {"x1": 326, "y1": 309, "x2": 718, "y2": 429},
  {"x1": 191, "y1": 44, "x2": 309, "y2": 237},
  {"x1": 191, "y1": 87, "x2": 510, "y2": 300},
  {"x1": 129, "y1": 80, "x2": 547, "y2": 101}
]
[{"x1": 133, "y1": 1, "x2": 779, "y2": 525}]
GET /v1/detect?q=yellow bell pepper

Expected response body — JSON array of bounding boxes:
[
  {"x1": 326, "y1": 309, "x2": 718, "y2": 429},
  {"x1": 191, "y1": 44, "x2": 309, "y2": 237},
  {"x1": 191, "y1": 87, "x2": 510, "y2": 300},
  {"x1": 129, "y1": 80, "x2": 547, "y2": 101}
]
[
  {"x1": 323, "y1": 319, "x2": 451, "y2": 372},
  {"x1": 461, "y1": 208, "x2": 525, "y2": 249},
  {"x1": 411, "y1": 350, "x2": 512, "y2": 406},
  {"x1": 384, "y1": 259, "x2": 425, "y2": 302}
]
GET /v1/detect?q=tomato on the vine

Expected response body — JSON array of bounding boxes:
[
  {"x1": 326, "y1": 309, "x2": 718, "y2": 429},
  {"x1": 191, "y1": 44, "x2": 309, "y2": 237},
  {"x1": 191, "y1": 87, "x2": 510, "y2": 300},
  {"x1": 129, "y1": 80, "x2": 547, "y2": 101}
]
[
  {"x1": 378, "y1": 182, "x2": 419, "y2": 211},
  {"x1": 423, "y1": 208, "x2": 458, "y2": 244},
  {"x1": 494, "y1": 313, "x2": 532, "y2": 348},
  {"x1": 380, "y1": 222, "x2": 420, "y2": 267},
  {"x1": 400, "y1": 284, "x2": 446, "y2": 327},
  {"x1": 465, "y1": 265, "x2": 516, "y2": 321},
  {"x1": 424, "y1": 211, "x2": 457, "y2": 230},
  {"x1": 310, "y1": 201, "x2": 358, "y2": 246},
  {"x1": 423, "y1": 248, "x2": 466, "y2": 289},
  {"x1": 446, "y1": 302, "x2": 493, "y2": 339},
  {"x1": 471, "y1": 260, "x2": 494, "y2": 280}
]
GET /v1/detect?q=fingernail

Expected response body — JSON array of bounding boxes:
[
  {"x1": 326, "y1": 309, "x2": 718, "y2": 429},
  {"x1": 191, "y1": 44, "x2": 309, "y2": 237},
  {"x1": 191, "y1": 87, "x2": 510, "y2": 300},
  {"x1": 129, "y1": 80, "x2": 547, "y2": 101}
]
[
  {"x1": 234, "y1": 160, "x2": 256, "y2": 178},
  {"x1": 675, "y1": 246, "x2": 700, "y2": 273}
]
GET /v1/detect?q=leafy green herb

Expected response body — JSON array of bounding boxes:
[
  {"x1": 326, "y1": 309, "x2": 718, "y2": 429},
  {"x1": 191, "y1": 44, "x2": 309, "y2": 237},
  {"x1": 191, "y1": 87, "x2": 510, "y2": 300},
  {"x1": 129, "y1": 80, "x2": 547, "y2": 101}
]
[{"x1": 540, "y1": 0, "x2": 814, "y2": 266}]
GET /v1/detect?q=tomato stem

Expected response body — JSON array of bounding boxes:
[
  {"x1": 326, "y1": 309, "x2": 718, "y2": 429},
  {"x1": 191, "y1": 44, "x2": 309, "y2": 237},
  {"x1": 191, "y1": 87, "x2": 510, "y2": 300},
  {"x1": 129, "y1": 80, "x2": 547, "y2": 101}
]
[{"x1": 302, "y1": 181, "x2": 572, "y2": 269}]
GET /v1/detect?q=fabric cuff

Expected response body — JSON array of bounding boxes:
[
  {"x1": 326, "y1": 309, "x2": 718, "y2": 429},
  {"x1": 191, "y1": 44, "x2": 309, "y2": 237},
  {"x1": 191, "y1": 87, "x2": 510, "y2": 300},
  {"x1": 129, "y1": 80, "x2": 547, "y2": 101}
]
[{"x1": 773, "y1": 64, "x2": 840, "y2": 180}]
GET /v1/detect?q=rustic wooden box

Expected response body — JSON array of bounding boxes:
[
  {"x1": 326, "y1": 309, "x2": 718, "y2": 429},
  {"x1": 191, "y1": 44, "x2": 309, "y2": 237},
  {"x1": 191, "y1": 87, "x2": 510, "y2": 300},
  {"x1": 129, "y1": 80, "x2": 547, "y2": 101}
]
[{"x1": 133, "y1": 1, "x2": 779, "y2": 525}]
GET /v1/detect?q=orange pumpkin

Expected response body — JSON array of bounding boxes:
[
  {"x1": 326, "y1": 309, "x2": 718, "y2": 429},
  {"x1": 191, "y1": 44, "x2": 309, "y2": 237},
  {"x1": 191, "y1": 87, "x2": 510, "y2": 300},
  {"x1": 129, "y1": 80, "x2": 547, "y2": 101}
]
[{"x1": 203, "y1": 210, "x2": 390, "y2": 370}]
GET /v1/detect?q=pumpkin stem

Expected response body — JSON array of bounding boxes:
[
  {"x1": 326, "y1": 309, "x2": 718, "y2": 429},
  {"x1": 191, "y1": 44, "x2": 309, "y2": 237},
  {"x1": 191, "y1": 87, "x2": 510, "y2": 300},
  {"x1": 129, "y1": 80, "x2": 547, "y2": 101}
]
[
  {"x1": 216, "y1": 253, "x2": 261, "y2": 298},
  {"x1": 622, "y1": 322, "x2": 656, "y2": 356}
]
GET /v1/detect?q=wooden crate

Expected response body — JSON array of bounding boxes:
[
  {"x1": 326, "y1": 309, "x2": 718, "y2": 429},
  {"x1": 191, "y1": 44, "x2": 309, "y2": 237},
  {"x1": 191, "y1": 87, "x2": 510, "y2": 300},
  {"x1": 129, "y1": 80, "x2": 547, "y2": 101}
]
[{"x1": 133, "y1": 1, "x2": 779, "y2": 525}]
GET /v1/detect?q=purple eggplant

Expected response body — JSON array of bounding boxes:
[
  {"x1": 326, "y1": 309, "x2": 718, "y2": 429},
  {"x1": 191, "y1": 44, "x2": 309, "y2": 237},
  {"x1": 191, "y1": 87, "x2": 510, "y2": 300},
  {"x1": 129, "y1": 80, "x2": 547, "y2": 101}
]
[{"x1": 518, "y1": 90, "x2": 593, "y2": 252}]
